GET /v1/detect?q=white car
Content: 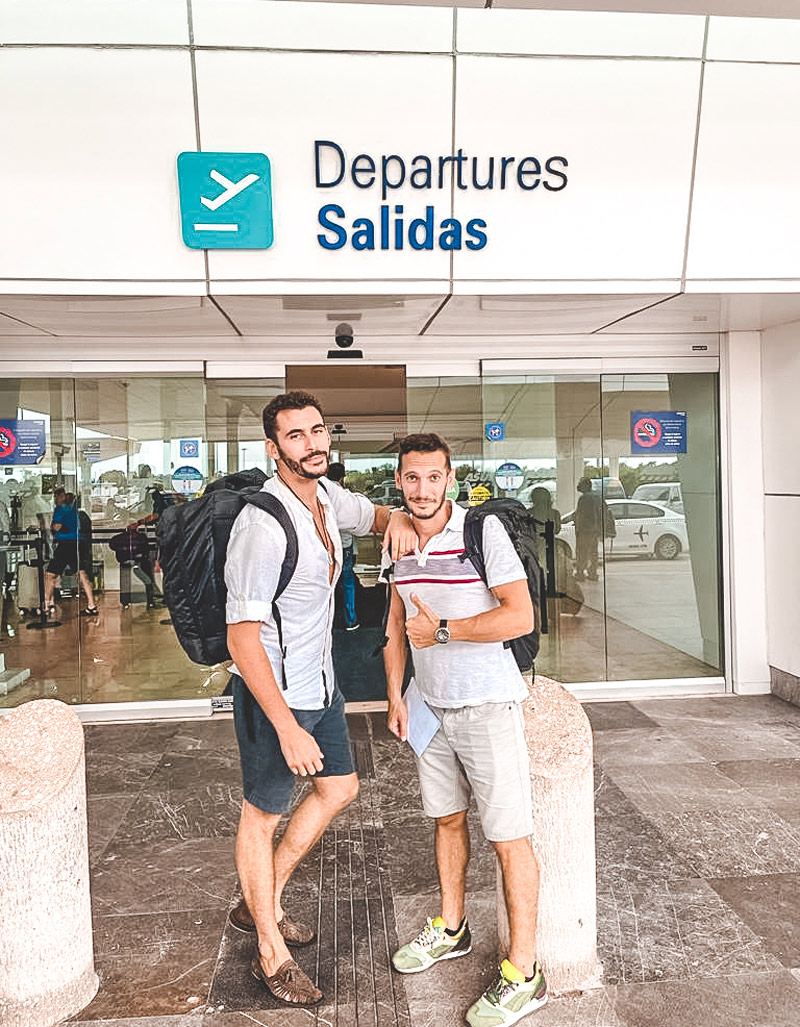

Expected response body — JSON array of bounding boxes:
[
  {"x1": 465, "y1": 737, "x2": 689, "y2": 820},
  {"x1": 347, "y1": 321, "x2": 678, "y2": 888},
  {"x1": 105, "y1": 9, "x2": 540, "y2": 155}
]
[
  {"x1": 559, "y1": 499, "x2": 689, "y2": 561},
  {"x1": 631, "y1": 481, "x2": 683, "y2": 513}
]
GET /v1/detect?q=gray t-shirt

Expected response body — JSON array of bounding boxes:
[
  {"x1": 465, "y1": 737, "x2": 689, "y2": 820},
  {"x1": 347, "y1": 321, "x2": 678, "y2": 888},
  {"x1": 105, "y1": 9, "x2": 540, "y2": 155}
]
[{"x1": 389, "y1": 501, "x2": 528, "y2": 708}]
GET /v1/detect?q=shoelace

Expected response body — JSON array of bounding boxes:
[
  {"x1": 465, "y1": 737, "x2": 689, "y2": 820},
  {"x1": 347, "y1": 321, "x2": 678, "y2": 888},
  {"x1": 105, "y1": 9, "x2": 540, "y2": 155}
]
[
  {"x1": 486, "y1": 972, "x2": 518, "y2": 1005},
  {"x1": 411, "y1": 917, "x2": 442, "y2": 951}
]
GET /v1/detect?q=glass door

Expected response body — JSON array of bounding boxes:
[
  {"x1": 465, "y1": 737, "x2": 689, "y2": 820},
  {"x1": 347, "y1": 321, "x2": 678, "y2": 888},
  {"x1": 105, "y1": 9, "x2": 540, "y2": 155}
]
[{"x1": 480, "y1": 368, "x2": 724, "y2": 687}]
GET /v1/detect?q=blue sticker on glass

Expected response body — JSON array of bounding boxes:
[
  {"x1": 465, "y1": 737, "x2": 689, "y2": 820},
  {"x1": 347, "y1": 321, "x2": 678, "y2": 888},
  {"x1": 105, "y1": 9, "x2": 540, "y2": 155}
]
[
  {"x1": 485, "y1": 422, "x2": 505, "y2": 442},
  {"x1": 0, "y1": 420, "x2": 46, "y2": 465},
  {"x1": 631, "y1": 411, "x2": 687, "y2": 454},
  {"x1": 177, "y1": 152, "x2": 273, "y2": 249}
]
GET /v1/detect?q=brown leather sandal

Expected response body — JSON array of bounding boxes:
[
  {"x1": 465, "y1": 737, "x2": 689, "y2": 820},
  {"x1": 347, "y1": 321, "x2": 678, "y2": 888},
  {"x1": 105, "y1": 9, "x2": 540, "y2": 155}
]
[
  {"x1": 250, "y1": 955, "x2": 323, "y2": 1005},
  {"x1": 277, "y1": 913, "x2": 315, "y2": 947},
  {"x1": 229, "y1": 899, "x2": 316, "y2": 946}
]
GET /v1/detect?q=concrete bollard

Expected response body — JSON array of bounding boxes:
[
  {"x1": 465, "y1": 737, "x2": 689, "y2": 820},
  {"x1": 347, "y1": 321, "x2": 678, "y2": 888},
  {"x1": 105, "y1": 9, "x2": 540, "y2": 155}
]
[
  {"x1": 497, "y1": 674, "x2": 602, "y2": 995},
  {"x1": 0, "y1": 700, "x2": 98, "y2": 1027}
]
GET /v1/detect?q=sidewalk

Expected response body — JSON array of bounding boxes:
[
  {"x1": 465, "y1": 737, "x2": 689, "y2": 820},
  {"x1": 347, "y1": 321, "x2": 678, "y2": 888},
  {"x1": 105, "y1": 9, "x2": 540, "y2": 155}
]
[{"x1": 70, "y1": 693, "x2": 800, "y2": 1027}]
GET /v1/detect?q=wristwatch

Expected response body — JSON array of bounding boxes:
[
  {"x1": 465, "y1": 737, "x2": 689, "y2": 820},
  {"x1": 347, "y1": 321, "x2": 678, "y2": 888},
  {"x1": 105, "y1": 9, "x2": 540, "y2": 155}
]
[{"x1": 434, "y1": 618, "x2": 451, "y2": 644}]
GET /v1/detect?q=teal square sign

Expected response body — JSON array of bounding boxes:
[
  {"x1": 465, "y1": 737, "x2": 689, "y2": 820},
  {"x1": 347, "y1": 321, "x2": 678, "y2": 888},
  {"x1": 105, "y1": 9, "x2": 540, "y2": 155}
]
[{"x1": 177, "y1": 151, "x2": 273, "y2": 249}]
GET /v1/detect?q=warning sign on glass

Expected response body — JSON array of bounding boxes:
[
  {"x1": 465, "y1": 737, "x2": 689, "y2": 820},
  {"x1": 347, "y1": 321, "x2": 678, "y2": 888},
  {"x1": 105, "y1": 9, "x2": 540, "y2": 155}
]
[{"x1": 631, "y1": 411, "x2": 687, "y2": 455}]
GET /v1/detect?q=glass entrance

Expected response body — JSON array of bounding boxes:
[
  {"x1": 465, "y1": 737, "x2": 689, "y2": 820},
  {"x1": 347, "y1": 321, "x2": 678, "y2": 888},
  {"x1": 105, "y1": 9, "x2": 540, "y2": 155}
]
[{"x1": 481, "y1": 370, "x2": 723, "y2": 684}]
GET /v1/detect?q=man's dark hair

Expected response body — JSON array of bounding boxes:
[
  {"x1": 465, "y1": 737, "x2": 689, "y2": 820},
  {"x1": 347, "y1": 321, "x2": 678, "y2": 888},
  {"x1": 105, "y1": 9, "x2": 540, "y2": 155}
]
[
  {"x1": 262, "y1": 391, "x2": 325, "y2": 442},
  {"x1": 396, "y1": 433, "x2": 451, "y2": 471},
  {"x1": 328, "y1": 462, "x2": 346, "y2": 482}
]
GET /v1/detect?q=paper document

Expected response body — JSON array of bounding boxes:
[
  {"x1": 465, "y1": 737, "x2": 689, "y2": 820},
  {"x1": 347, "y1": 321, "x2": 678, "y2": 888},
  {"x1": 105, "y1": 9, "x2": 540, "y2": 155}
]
[{"x1": 404, "y1": 679, "x2": 440, "y2": 757}]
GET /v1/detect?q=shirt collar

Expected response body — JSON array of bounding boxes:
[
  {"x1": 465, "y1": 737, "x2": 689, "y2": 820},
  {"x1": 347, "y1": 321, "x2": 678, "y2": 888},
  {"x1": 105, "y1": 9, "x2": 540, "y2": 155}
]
[{"x1": 267, "y1": 474, "x2": 331, "y2": 519}]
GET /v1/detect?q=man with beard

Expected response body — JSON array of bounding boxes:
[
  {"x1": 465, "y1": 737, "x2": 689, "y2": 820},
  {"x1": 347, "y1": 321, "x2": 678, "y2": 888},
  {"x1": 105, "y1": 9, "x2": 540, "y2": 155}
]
[
  {"x1": 383, "y1": 433, "x2": 547, "y2": 1027},
  {"x1": 224, "y1": 391, "x2": 416, "y2": 1007}
]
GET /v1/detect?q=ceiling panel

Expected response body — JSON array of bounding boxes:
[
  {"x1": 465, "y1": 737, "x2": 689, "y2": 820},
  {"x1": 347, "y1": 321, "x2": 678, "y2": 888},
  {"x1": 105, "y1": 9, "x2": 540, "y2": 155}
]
[
  {"x1": 0, "y1": 296, "x2": 237, "y2": 337},
  {"x1": 596, "y1": 293, "x2": 721, "y2": 333},
  {"x1": 428, "y1": 294, "x2": 672, "y2": 335},
  {"x1": 213, "y1": 294, "x2": 446, "y2": 336}
]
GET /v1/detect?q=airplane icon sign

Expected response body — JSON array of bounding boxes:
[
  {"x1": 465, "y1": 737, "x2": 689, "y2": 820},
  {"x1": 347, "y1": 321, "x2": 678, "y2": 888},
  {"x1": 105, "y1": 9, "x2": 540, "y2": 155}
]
[
  {"x1": 200, "y1": 170, "x2": 260, "y2": 211},
  {"x1": 177, "y1": 152, "x2": 273, "y2": 249}
]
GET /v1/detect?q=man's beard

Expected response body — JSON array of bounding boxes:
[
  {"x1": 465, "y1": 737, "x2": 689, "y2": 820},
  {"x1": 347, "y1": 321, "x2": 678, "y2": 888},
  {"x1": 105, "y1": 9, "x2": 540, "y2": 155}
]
[
  {"x1": 405, "y1": 492, "x2": 447, "y2": 520},
  {"x1": 276, "y1": 445, "x2": 330, "y2": 480}
]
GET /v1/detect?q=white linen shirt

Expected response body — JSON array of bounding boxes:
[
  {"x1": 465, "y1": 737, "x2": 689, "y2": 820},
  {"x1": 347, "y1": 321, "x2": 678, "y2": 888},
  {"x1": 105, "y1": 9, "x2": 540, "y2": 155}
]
[
  {"x1": 387, "y1": 501, "x2": 528, "y2": 708},
  {"x1": 225, "y1": 475, "x2": 375, "y2": 709}
]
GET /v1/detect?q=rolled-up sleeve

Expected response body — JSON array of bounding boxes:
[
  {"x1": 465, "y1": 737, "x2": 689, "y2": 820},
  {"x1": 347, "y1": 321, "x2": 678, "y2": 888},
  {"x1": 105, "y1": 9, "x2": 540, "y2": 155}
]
[
  {"x1": 326, "y1": 483, "x2": 375, "y2": 536},
  {"x1": 225, "y1": 513, "x2": 285, "y2": 624},
  {"x1": 483, "y1": 516, "x2": 526, "y2": 589}
]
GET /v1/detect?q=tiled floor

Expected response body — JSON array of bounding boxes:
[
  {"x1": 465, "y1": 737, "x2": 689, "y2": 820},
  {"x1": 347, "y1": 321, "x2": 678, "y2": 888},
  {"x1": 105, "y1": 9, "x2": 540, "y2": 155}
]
[{"x1": 67, "y1": 693, "x2": 800, "y2": 1027}]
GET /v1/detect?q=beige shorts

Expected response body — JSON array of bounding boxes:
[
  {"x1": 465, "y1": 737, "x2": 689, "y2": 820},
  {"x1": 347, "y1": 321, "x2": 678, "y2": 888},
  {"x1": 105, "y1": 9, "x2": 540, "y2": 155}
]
[{"x1": 416, "y1": 700, "x2": 533, "y2": 842}]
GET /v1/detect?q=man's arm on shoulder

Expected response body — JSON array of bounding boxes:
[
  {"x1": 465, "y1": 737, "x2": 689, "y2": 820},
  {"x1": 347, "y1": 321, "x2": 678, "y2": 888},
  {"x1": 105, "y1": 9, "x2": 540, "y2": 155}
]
[
  {"x1": 324, "y1": 482, "x2": 417, "y2": 557},
  {"x1": 382, "y1": 584, "x2": 409, "y2": 740},
  {"x1": 227, "y1": 622, "x2": 324, "y2": 777}
]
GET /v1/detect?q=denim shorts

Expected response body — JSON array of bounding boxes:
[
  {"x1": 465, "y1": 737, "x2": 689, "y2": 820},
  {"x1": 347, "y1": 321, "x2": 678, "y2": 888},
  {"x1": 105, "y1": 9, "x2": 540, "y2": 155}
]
[
  {"x1": 416, "y1": 700, "x2": 533, "y2": 842},
  {"x1": 231, "y1": 674, "x2": 355, "y2": 814}
]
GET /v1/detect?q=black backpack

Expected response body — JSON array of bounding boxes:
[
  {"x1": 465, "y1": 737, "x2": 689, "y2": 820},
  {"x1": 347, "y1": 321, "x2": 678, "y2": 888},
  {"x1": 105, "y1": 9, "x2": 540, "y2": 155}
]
[
  {"x1": 157, "y1": 469, "x2": 298, "y2": 669},
  {"x1": 462, "y1": 498, "x2": 547, "y2": 673}
]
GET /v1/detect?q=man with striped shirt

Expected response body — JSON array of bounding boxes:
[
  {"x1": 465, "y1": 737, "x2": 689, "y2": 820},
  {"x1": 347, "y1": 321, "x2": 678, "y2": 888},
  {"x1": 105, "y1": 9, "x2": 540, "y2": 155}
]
[{"x1": 383, "y1": 433, "x2": 547, "y2": 1027}]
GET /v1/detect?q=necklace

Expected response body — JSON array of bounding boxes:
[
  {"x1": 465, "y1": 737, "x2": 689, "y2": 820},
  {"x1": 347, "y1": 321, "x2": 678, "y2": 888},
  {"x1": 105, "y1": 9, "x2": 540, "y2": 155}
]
[{"x1": 277, "y1": 473, "x2": 334, "y2": 565}]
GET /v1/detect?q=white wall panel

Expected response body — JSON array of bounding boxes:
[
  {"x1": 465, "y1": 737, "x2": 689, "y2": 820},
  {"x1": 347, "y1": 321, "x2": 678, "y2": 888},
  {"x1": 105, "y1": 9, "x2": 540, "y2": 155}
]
[
  {"x1": 688, "y1": 63, "x2": 800, "y2": 282},
  {"x1": 765, "y1": 495, "x2": 800, "y2": 677},
  {"x1": 457, "y1": 9, "x2": 705, "y2": 58},
  {"x1": 706, "y1": 16, "x2": 800, "y2": 63},
  {"x1": 196, "y1": 50, "x2": 453, "y2": 284},
  {"x1": 451, "y1": 57, "x2": 701, "y2": 283},
  {"x1": 761, "y1": 319, "x2": 800, "y2": 495},
  {"x1": 0, "y1": 49, "x2": 204, "y2": 282},
  {"x1": 724, "y1": 332, "x2": 769, "y2": 691},
  {"x1": 0, "y1": 0, "x2": 189, "y2": 44},
  {"x1": 192, "y1": 0, "x2": 453, "y2": 52}
]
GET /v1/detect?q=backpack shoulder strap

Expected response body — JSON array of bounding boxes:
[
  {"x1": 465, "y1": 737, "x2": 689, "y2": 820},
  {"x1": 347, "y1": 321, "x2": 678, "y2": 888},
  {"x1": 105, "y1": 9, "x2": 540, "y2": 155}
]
[
  {"x1": 241, "y1": 491, "x2": 299, "y2": 693},
  {"x1": 462, "y1": 508, "x2": 488, "y2": 583},
  {"x1": 242, "y1": 491, "x2": 298, "y2": 601}
]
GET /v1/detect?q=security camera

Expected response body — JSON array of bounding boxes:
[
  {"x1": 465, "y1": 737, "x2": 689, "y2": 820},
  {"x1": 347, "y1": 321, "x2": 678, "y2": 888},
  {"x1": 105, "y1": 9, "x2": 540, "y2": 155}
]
[
  {"x1": 328, "y1": 322, "x2": 363, "y2": 359},
  {"x1": 334, "y1": 323, "x2": 354, "y2": 348}
]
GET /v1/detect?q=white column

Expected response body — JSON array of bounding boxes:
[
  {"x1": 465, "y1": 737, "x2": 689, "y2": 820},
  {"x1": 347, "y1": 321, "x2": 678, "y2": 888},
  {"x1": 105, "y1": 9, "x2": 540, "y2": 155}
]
[
  {"x1": 0, "y1": 700, "x2": 98, "y2": 1026},
  {"x1": 497, "y1": 675, "x2": 602, "y2": 995},
  {"x1": 722, "y1": 331, "x2": 770, "y2": 693}
]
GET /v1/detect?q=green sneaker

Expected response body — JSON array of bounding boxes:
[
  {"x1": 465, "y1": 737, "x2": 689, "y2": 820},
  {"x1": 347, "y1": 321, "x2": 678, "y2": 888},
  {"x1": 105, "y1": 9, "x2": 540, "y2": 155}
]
[
  {"x1": 392, "y1": 916, "x2": 472, "y2": 974},
  {"x1": 466, "y1": 959, "x2": 548, "y2": 1027}
]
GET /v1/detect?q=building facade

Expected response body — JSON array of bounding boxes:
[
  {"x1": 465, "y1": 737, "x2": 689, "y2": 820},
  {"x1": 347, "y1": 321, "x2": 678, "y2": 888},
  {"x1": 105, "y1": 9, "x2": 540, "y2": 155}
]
[{"x1": 1, "y1": 0, "x2": 798, "y2": 718}]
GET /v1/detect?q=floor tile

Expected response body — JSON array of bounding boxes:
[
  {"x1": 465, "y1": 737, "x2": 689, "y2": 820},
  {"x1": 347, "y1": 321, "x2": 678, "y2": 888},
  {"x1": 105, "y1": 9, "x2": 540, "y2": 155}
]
[
  {"x1": 709, "y1": 874, "x2": 800, "y2": 967},
  {"x1": 80, "y1": 908, "x2": 228, "y2": 1020},
  {"x1": 88, "y1": 792, "x2": 139, "y2": 866},
  {"x1": 594, "y1": 769, "x2": 696, "y2": 885},
  {"x1": 583, "y1": 702, "x2": 658, "y2": 733},
  {"x1": 532, "y1": 989, "x2": 625, "y2": 1027},
  {"x1": 715, "y1": 758, "x2": 800, "y2": 828},
  {"x1": 85, "y1": 750, "x2": 165, "y2": 796},
  {"x1": 612, "y1": 969, "x2": 800, "y2": 1027},
  {"x1": 109, "y1": 783, "x2": 242, "y2": 847},
  {"x1": 91, "y1": 836, "x2": 238, "y2": 917},
  {"x1": 597, "y1": 877, "x2": 782, "y2": 986},
  {"x1": 607, "y1": 762, "x2": 761, "y2": 816},
  {"x1": 72, "y1": 1019, "x2": 200, "y2": 1026},
  {"x1": 593, "y1": 727, "x2": 707, "y2": 767},
  {"x1": 655, "y1": 807, "x2": 800, "y2": 878}
]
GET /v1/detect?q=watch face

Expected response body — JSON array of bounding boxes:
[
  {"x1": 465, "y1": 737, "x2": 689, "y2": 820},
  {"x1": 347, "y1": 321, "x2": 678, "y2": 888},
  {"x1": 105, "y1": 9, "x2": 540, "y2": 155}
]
[{"x1": 434, "y1": 626, "x2": 451, "y2": 644}]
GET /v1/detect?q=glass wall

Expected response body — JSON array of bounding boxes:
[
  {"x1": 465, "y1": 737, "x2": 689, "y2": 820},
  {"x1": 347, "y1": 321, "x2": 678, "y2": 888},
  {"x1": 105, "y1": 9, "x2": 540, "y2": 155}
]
[
  {"x1": 0, "y1": 367, "x2": 722, "y2": 712},
  {"x1": 481, "y1": 371, "x2": 723, "y2": 683}
]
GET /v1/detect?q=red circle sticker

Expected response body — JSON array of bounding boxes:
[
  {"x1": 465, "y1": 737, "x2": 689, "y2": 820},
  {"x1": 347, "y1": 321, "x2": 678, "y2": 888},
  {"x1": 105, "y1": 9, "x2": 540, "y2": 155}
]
[
  {"x1": 633, "y1": 417, "x2": 663, "y2": 448},
  {"x1": 0, "y1": 426, "x2": 17, "y2": 459}
]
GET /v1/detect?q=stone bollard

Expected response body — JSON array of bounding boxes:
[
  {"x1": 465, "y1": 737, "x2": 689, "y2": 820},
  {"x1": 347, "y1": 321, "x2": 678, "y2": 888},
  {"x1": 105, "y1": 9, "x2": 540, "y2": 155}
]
[
  {"x1": 497, "y1": 674, "x2": 602, "y2": 995},
  {"x1": 0, "y1": 700, "x2": 98, "y2": 1027}
]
